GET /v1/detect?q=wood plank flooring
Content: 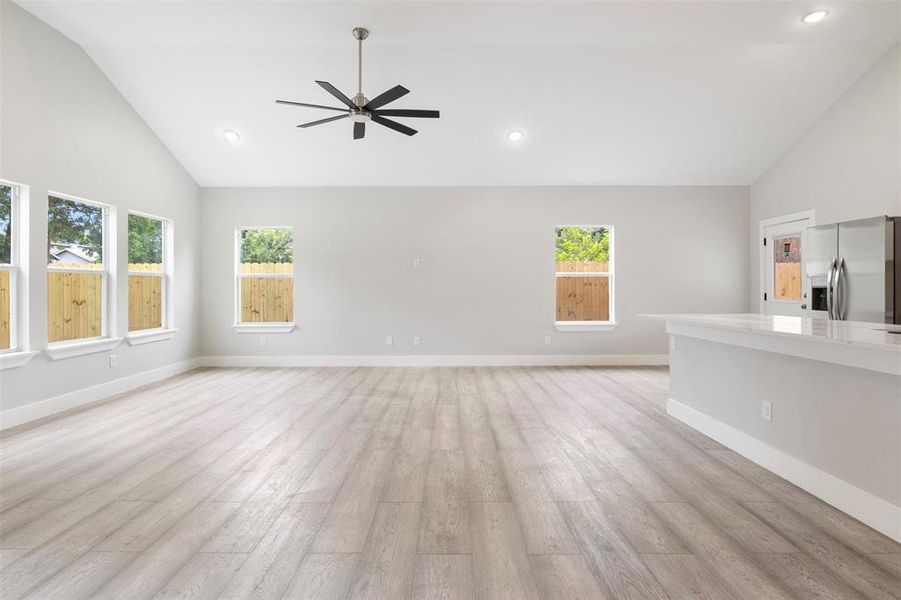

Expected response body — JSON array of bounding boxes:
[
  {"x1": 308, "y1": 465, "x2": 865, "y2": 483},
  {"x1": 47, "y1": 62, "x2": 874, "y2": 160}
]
[{"x1": 1, "y1": 366, "x2": 899, "y2": 599}]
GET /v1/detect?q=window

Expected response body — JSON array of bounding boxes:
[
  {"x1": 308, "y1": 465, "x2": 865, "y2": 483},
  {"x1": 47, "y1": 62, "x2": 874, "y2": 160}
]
[
  {"x1": 128, "y1": 212, "x2": 172, "y2": 334},
  {"x1": 0, "y1": 183, "x2": 18, "y2": 352},
  {"x1": 47, "y1": 194, "x2": 112, "y2": 345},
  {"x1": 555, "y1": 225, "x2": 615, "y2": 330},
  {"x1": 235, "y1": 227, "x2": 294, "y2": 331},
  {"x1": 0, "y1": 180, "x2": 36, "y2": 368}
]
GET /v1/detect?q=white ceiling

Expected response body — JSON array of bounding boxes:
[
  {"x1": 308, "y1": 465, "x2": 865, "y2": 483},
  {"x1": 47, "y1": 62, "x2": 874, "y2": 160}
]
[{"x1": 15, "y1": 1, "x2": 901, "y2": 187}]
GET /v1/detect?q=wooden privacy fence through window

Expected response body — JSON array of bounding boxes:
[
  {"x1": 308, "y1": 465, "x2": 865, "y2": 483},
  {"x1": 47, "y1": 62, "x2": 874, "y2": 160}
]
[
  {"x1": 240, "y1": 262, "x2": 293, "y2": 323},
  {"x1": 46, "y1": 263, "x2": 165, "y2": 343},
  {"x1": 555, "y1": 261, "x2": 609, "y2": 273},
  {"x1": 555, "y1": 261, "x2": 610, "y2": 322},
  {"x1": 0, "y1": 270, "x2": 9, "y2": 349},
  {"x1": 128, "y1": 263, "x2": 163, "y2": 332},
  {"x1": 29, "y1": 256, "x2": 809, "y2": 343},
  {"x1": 775, "y1": 262, "x2": 802, "y2": 301},
  {"x1": 48, "y1": 263, "x2": 103, "y2": 343},
  {"x1": 43, "y1": 261, "x2": 293, "y2": 342}
]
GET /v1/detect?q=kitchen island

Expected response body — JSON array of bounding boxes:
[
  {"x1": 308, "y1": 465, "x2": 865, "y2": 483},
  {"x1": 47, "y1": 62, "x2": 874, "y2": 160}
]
[{"x1": 644, "y1": 313, "x2": 901, "y2": 542}]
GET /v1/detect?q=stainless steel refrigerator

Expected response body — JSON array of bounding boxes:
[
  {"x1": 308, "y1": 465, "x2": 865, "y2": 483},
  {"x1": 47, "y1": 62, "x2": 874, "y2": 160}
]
[{"x1": 806, "y1": 216, "x2": 898, "y2": 324}]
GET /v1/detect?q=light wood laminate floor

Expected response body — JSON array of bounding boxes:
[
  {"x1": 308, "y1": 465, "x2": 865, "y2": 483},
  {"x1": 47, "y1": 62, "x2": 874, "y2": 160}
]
[{"x1": 1, "y1": 366, "x2": 899, "y2": 599}]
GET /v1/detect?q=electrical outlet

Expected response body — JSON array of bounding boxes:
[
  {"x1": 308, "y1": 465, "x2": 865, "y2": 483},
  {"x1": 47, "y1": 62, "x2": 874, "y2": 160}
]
[
  {"x1": 544, "y1": 335, "x2": 552, "y2": 346},
  {"x1": 386, "y1": 336, "x2": 394, "y2": 346},
  {"x1": 761, "y1": 400, "x2": 773, "y2": 422},
  {"x1": 669, "y1": 336, "x2": 677, "y2": 352},
  {"x1": 412, "y1": 258, "x2": 421, "y2": 268},
  {"x1": 259, "y1": 336, "x2": 268, "y2": 347},
  {"x1": 108, "y1": 354, "x2": 117, "y2": 368},
  {"x1": 413, "y1": 336, "x2": 421, "y2": 347}
]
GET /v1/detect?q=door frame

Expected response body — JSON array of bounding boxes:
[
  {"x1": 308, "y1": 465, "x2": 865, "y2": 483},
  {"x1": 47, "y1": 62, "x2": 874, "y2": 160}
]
[{"x1": 758, "y1": 210, "x2": 816, "y2": 314}]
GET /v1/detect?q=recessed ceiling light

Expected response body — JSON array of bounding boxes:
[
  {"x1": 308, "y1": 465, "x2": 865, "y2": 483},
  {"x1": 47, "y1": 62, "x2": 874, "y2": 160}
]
[
  {"x1": 802, "y1": 10, "x2": 829, "y2": 24},
  {"x1": 223, "y1": 130, "x2": 241, "y2": 143},
  {"x1": 507, "y1": 130, "x2": 524, "y2": 142}
]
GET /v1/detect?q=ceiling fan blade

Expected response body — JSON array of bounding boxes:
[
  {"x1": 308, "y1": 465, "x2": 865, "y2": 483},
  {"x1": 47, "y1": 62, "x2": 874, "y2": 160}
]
[
  {"x1": 315, "y1": 81, "x2": 356, "y2": 109},
  {"x1": 372, "y1": 115, "x2": 417, "y2": 136},
  {"x1": 372, "y1": 109, "x2": 439, "y2": 119},
  {"x1": 364, "y1": 85, "x2": 410, "y2": 110},
  {"x1": 297, "y1": 114, "x2": 349, "y2": 128},
  {"x1": 354, "y1": 122, "x2": 366, "y2": 140},
  {"x1": 276, "y1": 99, "x2": 348, "y2": 113}
]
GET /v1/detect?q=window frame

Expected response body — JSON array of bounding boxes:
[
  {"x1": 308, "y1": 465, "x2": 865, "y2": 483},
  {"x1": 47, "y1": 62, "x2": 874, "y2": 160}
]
[
  {"x1": 0, "y1": 181, "x2": 21, "y2": 354},
  {"x1": 126, "y1": 210, "x2": 175, "y2": 342},
  {"x1": 46, "y1": 191, "x2": 118, "y2": 354},
  {"x1": 233, "y1": 225, "x2": 295, "y2": 333},
  {"x1": 554, "y1": 224, "x2": 616, "y2": 332}
]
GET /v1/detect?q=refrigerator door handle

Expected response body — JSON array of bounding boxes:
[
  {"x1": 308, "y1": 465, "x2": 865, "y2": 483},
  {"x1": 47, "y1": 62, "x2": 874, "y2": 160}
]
[
  {"x1": 834, "y1": 257, "x2": 845, "y2": 320},
  {"x1": 826, "y1": 256, "x2": 837, "y2": 319}
]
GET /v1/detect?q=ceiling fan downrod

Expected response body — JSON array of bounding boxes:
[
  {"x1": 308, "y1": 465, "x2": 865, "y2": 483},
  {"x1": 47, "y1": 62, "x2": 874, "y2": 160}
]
[{"x1": 352, "y1": 27, "x2": 369, "y2": 108}]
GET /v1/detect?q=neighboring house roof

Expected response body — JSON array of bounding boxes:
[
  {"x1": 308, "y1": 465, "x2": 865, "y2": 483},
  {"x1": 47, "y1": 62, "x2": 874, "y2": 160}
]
[{"x1": 49, "y1": 243, "x2": 96, "y2": 264}]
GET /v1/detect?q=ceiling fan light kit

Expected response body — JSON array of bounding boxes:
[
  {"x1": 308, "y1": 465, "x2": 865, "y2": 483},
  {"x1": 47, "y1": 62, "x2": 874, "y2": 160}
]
[{"x1": 276, "y1": 27, "x2": 440, "y2": 140}]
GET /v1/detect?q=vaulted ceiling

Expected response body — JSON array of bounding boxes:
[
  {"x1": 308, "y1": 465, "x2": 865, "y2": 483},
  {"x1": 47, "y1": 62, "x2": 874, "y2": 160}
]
[{"x1": 15, "y1": 1, "x2": 900, "y2": 187}]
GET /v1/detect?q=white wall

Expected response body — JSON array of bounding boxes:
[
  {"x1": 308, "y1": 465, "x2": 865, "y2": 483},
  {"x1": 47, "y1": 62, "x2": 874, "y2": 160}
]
[
  {"x1": 0, "y1": 2, "x2": 201, "y2": 414},
  {"x1": 200, "y1": 186, "x2": 749, "y2": 359},
  {"x1": 749, "y1": 45, "x2": 901, "y2": 307}
]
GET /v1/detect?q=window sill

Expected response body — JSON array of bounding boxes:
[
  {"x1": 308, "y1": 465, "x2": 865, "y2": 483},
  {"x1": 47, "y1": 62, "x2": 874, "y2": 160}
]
[
  {"x1": 0, "y1": 350, "x2": 39, "y2": 370},
  {"x1": 126, "y1": 328, "x2": 178, "y2": 346},
  {"x1": 555, "y1": 321, "x2": 618, "y2": 332},
  {"x1": 45, "y1": 337, "x2": 122, "y2": 360},
  {"x1": 232, "y1": 323, "x2": 296, "y2": 334}
]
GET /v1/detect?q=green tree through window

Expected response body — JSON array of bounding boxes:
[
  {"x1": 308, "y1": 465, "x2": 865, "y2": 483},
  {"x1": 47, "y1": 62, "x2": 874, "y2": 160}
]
[
  {"x1": 48, "y1": 196, "x2": 103, "y2": 263},
  {"x1": 555, "y1": 226, "x2": 609, "y2": 262},
  {"x1": 241, "y1": 228, "x2": 293, "y2": 264},
  {"x1": 0, "y1": 186, "x2": 11, "y2": 264},
  {"x1": 128, "y1": 214, "x2": 163, "y2": 264}
]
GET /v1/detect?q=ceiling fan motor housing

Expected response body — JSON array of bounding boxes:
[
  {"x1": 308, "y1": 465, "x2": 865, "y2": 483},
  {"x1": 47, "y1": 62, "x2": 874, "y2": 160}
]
[
  {"x1": 352, "y1": 93, "x2": 368, "y2": 108},
  {"x1": 349, "y1": 109, "x2": 371, "y2": 122}
]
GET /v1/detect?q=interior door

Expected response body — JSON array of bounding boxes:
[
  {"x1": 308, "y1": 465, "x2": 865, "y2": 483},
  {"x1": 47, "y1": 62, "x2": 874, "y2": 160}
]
[{"x1": 764, "y1": 219, "x2": 809, "y2": 316}]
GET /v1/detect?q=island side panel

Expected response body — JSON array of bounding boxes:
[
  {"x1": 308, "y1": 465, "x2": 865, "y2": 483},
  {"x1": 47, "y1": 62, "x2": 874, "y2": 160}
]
[{"x1": 668, "y1": 334, "x2": 900, "y2": 529}]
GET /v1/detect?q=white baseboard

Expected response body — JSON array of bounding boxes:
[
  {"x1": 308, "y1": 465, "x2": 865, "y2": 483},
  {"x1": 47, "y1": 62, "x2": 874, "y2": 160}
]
[
  {"x1": 667, "y1": 397, "x2": 901, "y2": 543},
  {"x1": 0, "y1": 358, "x2": 203, "y2": 431},
  {"x1": 197, "y1": 354, "x2": 670, "y2": 368}
]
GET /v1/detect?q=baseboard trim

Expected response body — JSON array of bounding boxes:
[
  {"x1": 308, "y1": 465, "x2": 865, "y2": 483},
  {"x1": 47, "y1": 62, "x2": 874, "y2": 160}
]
[
  {"x1": 667, "y1": 397, "x2": 901, "y2": 543},
  {"x1": 0, "y1": 358, "x2": 203, "y2": 431},
  {"x1": 197, "y1": 354, "x2": 670, "y2": 368}
]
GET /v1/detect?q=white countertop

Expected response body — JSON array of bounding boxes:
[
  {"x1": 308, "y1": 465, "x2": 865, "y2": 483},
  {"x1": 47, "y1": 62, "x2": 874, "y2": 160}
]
[{"x1": 642, "y1": 313, "x2": 901, "y2": 352}]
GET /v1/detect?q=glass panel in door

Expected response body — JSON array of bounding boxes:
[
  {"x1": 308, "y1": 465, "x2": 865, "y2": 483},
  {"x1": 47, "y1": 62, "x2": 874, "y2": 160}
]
[{"x1": 773, "y1": 235, "x2": 801, "y2": 301}]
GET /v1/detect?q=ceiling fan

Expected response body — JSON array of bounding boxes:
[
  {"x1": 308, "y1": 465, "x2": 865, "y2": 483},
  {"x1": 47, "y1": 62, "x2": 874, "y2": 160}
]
[{"x1": 276, "y1": 27, "x2": 439, "y2": 140}]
